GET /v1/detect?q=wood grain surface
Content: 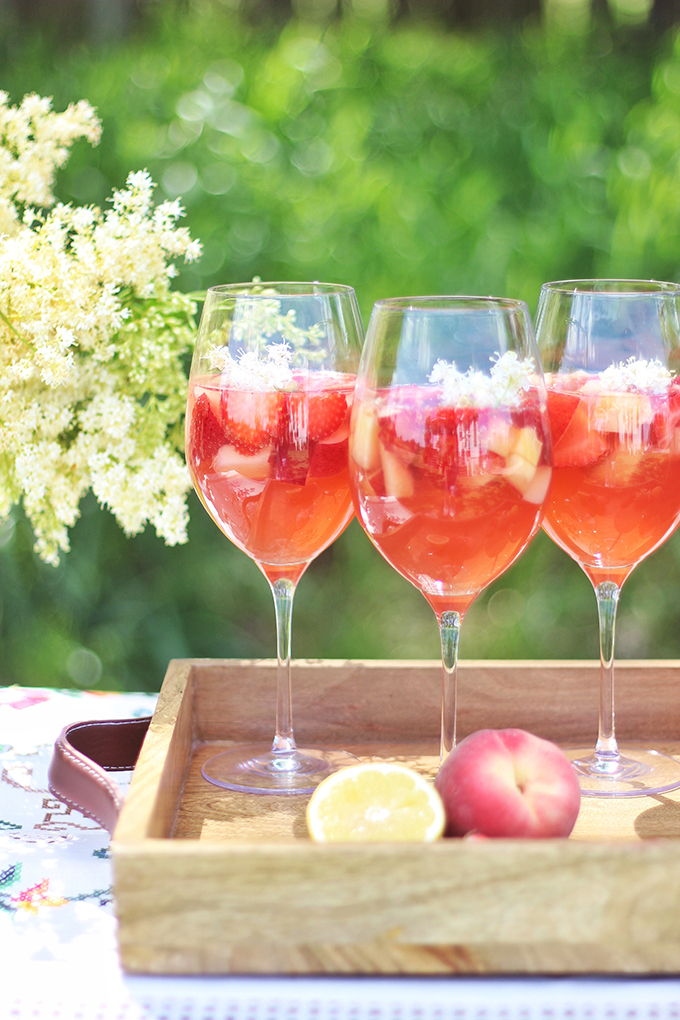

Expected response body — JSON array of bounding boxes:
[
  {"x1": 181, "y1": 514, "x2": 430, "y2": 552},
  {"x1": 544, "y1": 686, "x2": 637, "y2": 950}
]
[{"x1": 112, "y1": 658, "x2": 680, "y2": 976}]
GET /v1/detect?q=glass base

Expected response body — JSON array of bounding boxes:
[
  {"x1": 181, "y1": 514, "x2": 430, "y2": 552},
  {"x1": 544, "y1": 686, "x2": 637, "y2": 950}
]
[
  {"x1": 566, "y1": 746, "x2": 680, "y2": 797},
  {"x1": 201, "y1": 744, "x2": 359, "y2": 795}
]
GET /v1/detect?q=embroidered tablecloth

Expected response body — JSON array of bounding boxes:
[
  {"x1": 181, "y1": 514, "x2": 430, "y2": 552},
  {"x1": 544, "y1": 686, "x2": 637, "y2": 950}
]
[{"x1": 3, "y1": 684, "x2": 680, "y2": 1020}]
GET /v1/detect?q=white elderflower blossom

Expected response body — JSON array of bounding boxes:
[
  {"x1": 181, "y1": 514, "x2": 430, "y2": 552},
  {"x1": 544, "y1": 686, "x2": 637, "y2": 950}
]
[
  {"x1": 210, "y1": 340, "x2": 297, "y2": 391},
  {"x1": 0, "y1": 93, "x2": 201, "y2": 563},
  {"x1": 430, "y1": 350, "x2": 535, "y2": 408},
  {"x1": 597, "y1": 357, "x2": 671, "y2": 395}
]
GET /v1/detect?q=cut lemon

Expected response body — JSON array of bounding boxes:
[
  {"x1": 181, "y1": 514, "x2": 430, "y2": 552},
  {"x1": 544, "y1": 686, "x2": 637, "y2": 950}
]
[{"x1": 306, "y1": 762, "x2": 446, "y2": 843}]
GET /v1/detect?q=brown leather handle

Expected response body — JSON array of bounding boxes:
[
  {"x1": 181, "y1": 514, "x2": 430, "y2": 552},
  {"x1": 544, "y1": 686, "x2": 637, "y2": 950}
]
[{"x1": 48, "y1": 716, "x2": 151, "y2": 834}]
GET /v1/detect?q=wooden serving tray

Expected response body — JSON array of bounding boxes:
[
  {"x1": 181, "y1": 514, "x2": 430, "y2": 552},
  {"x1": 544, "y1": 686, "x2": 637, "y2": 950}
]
[{"x1": 112, "y1": 658, "x2": 680, "y2": 976}]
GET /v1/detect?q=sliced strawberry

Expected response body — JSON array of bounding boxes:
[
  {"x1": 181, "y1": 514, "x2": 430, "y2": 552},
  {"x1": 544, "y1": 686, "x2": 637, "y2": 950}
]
[
  {"x1": 271, "y1": 445, "x2": 310, "y2": 485},
  {"x1": 309, "y1": 438, "x2": 348, "y2": 477},
  {"x1": 423, "y1": 405, "x2": 482, "y2": 478},
  {"x1": 221, "y1": 389, "x2": 283, "y2": 455},
  {"x1": 546, "y1": 390, "x2": 580, "y2": 446},
  {"x1": 285, "y1": 390, "x2": 348, "y2": 444},
  {"x1": 552, "y1": 400, "x2": 609, "y2": 468},
  {"x1": 650, "y1": 381, "x2": 680, "y2": 449},
  {"x1": 190, "y1": 393, "x2": 227, "y2": 466}
]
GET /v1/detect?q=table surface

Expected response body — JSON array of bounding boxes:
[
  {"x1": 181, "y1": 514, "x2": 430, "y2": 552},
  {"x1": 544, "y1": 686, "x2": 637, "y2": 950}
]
[{"x1": 3, "y1": 684, "x2": 680, "y2": 1020}]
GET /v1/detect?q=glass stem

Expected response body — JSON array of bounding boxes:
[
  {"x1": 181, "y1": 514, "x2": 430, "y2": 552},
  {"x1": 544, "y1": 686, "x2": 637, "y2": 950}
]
[
  {"x1": 439, "y1": 610, "x2": 461, "y2": 762},
  {"x1": 594, "y1": 580, "x2": 620, "y2": 761},
  {"x1": 270, "y1": 578, "x2": 297, "y2": 756}
]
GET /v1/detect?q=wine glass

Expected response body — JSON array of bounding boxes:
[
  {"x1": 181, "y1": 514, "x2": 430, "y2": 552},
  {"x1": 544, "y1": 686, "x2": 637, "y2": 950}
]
[
  {"x1": 349, "y1": 296, "x2": 551, "y2": 763},
  {"x1": 536, "y1": 279, "x2": 680, "y2": 797},
  {"x1": 186, "y1": 282, "x2": 364, "y2": 794}
]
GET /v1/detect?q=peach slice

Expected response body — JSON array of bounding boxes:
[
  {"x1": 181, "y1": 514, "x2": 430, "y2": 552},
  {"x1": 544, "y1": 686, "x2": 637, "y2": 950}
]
[
  {"x1": 487, "y1": 420, "x2": 515, "y2": 459},
  {"x1": 490, "y1": 425, "x2": 543, "y2": 495},
  {"x1": 511, "y1": 425, "x2": 542, "y2": 467},
  {"x1": 380, "y1": 444, "x2": 415, "y2": 498},
  {"x1": 590, "y1": 392, "x2": 653, "y2": 439},
  {"x1": 213, "y1": 444, "x2": 272, "y2": 480},
  {"x1": 522, "y1": 465, "x2": 552, "y2": 504},
  {"x1": 350, "y1": 404, "x2": 381, "y2": 471}
]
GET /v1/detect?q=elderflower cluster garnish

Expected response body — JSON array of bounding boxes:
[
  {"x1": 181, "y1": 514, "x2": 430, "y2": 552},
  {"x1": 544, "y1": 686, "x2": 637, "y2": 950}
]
[
  {"x1": 206, "y1": 284, "x2": 328, "y2": 369},
  {"x1": 429, "y1": 351, "x2": 535, "y2": 408},
  {"x1": 597, "y1": 357, "x2": 671, "y2": 394},
  {"x1": 209, "y1": 341, "x2": 297, "y2": 391},
  {"x1": 0, "y1": 92, "x2": 201, "y2": 564}
]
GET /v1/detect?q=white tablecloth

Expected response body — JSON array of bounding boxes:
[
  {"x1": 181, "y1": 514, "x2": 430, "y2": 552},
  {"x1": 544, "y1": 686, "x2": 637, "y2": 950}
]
[{"x1": 2, "y1": 685, "x2": 680, "y2": 1020}]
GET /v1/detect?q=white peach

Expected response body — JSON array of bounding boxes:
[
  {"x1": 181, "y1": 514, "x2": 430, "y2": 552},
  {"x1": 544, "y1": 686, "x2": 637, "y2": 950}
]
[{"x1": 435, "y1": 728, "x2": 581, "y2": 839}]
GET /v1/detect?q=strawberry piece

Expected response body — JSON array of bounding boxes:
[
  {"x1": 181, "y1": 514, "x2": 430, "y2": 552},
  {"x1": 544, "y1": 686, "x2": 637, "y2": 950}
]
[
  {"x1": 309, "y1": 391, "x2": 348, "y2": 442},
  {"x1": 423, "y1": 405, "x2": 481, "y2": 478},
  {"x1": 650, "y1": 380, "x2": 680, "y2": 449},
  {"x1": 272, "y1": 445, "x2": 310, "y2": 485},
  {"x1": 221, "y1": 389, "x2": 283, "y2": 455},
  {"x1": 552, "y1": 400, "x2": 608, "y2": 468},
  {"x1": 309, "y1": 438, "x2": 348, "y2": 477},
  {"x1": 284, "y1": 390, "x2": 348, "y2": 444},
  {"x1": 546, "y1": 390, "x2": 580, "y2": 446},
  {"x1": 190, "y1": 393, "x2": 227, "y2": 466}
]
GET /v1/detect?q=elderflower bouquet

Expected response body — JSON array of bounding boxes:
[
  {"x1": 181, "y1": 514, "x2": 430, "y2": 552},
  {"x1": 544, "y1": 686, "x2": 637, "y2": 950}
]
[{"x1": 0, "y1": 92, "x2": 202, "y2": 563}]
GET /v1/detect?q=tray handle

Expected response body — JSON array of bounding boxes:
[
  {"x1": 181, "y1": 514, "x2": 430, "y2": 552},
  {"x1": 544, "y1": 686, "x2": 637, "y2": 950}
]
[{"x1": 48, "y1": 716, "x2": 151, "y2": 834}]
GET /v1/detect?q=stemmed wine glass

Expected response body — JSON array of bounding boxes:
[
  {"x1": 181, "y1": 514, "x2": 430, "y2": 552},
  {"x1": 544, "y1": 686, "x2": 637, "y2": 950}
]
[
  {"x1": 348, "y1": 296, "x2": 551, "y2": 763},
  {"x1": 186, "y1": 282, "x2": 364, "y2": 794},
  {"x1": 536, "y1": 279, "x2": 680, "y2": 797}
]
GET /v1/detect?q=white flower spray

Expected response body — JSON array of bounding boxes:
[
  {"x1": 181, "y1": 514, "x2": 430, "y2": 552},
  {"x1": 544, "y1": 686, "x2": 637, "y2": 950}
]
[{"x1": 0, "y1": 92, "x2": 202, "y2": 563}]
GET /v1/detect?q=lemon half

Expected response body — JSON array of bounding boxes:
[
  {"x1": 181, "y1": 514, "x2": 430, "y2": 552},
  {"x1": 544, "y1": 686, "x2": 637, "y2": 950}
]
[{"x1": 306, "y1": 762, "x2": 446, "y2": 843}]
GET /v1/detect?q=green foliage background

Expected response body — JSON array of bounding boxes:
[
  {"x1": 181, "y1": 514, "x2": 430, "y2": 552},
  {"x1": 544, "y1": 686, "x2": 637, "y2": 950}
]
[{"x1": 2, "y1": 3, "x2": 680, "y2": 691}]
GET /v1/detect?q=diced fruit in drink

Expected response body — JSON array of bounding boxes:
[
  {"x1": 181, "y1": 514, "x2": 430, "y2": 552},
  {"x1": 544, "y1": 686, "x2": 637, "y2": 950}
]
[
  {"x1": 351, "y1": 404, "x2": 381, "y2": 471},
  {"x1": 488, "y1": 422, "x2": 540, "y2": 464},
  {"x1": 650, "y1": 402, "x2": 680, "y2": 451},
  {"x1": 283, "y1": 389, "x2": 348, "y2": 448},
  {"x1": 191, "y1": 393, "x2": 228, "y2": 466},
  {"x1": 221, "y1": 389, "x2": 283, "y2": 454},
  {"x1": 552, "y1": 400, "x2": 608, "y2": 467},
  {"x1": 546, "y1": 390, "x2": 580, "y2": 446},
  {"x1": 590, "y1": 392, "x2": 653, "y2": 435},
  {"x1": 424, "y1": 405, "x2": 480, "y2": 475},
  {"x1": 192, "y1": 380, "x2": 222, "y2": 420},
  {"x1": 511, "y1": 425, "x2": 542, "y2": 468},
  {"x1": 380, "y1": 445, "x2": 415, "y2": 498},
  {"x1": 503, "y1": 453, "x2": 538, "y2": 494},
  {"x1": 309, "y1": 438, "x2": 348, "y2": 477},
  {"x1": 272, "y1": 444, "x2": 310, "y2": 485},
  {"x1": 306, "y1": 391, "x2": 348, "y2": 442},
  {"x1": 306, "y1": 762, "x2": 446, "y2": 843},
  {"x1": 487, "y1": 420, "x2": 514, "y2": 459},
  {"x1": 522, "y1": 465, "x2": 552, "y2": 504},
  {"x1": 487, "y1": 424, "x2": 542, "y2": 494},
  {"x1": 214, "y1": 443, "x2": 273, "y2": 480}
]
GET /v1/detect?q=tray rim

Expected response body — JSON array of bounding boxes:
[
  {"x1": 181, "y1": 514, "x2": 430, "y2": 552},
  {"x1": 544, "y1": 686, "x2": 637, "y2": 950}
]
[{"x1": 112, "y1": 655, "x2": 680, "y2": 850}]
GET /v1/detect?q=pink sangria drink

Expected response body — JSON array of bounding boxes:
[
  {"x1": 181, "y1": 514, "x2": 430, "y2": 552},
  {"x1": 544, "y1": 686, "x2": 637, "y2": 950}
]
[
  {"x1": 349, "y1": 292, "x2": 552, "y2": 769},
  {"x1": 351, "y1": 365, "x2": 550, "y2": 620},
  {"x1": 188, "y1": 369, "x2": 355, "y2": 586},
  {"x1": 186, "y1": 281, "x2": 364, "y2": 795},
  {"x1": 543, "y1": 364, "x2": 680, "y2": 588},
  {"x1": 535, "y1": 278, "x2": 680, "y2": 797}
]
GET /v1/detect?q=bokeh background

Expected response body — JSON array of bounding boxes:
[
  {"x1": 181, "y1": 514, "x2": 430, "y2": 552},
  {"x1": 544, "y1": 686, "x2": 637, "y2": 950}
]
[{"x1": 2, "y1": 0, "x2": 680, "y2": 691}]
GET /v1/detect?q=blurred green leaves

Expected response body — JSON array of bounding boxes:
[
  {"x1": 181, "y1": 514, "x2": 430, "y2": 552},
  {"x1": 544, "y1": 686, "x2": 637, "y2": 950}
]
[{"x1": 3, "y1": 6, "x2": 680, "y2": 689}]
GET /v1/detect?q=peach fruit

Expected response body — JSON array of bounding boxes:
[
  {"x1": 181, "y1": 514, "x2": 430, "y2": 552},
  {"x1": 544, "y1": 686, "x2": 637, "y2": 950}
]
[{"x1": 434, "y1": 728, "x2": 581, "y2": 838}]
